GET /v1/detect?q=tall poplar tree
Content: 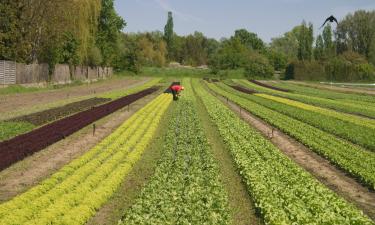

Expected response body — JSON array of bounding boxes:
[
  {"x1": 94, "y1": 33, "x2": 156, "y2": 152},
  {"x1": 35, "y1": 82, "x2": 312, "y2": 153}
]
[{"x1": 164, "y1": 11, "x2": 174, "y2": 60}]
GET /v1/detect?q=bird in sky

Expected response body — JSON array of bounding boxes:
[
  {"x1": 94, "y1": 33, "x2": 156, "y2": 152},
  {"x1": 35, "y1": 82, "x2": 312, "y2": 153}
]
[{"x1": 320, "y1": 15, "x2": 338, "y2": 29}]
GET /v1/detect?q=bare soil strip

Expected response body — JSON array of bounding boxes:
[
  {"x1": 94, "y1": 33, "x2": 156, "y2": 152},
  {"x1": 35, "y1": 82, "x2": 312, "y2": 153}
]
[
  {"x1": 214, "y1": 92, "x2": 375, "y2": 221},
  {"x1": 0, "y1": 77, "x2": 149, "y2": 115},
  {"x1": 194, "y1": 86, "x2": 263, "y2": 225},
  {"x1": 87, "y1": 105, "x2": 173, "y2": 225},
  {"x1": 0, "y1": 91, "x2": 161, "y2": 203},
  {"x1": 250, "y1": 80, "x2": 290, "y2": 92},
  {"x1": 9, "y1": 97, "x2": 110, "y2": 126}
]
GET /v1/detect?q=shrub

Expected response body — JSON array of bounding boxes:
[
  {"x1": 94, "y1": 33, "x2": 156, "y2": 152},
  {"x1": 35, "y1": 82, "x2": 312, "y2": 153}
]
[{"x1": 244, "y1": 52, "x2": 274, "y2": 79}]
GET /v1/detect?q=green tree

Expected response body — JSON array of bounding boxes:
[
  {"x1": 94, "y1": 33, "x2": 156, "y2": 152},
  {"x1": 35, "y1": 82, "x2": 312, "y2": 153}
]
[
  {"x1": 164, "y1": 11, "x2": 174, "y2": 60},
  {"x1": 96, "y1": 0, "x2": 126, "y2": 67},
  {"x1": 336, "y1": 10, "x2": 375, "y2": 59},
  {"x1": 314, "y1": 35, "x2": 324, "y2": 60},
  {"x1": 233, "y1": 29, "x2": 265, "y2": 51},
  {"x1": 209, "y1": 38, "x2": 250, "y2": 70},
  {"x1": 266, "y1": 49, "x2": 288, "y2": 71},
  {"x1": 270, "y1": 26, "x2": 301, "y2": 61},
  {"x1": 298, "y1": 21, "x2": 314, "y2": 61},
  {"x1": 244, "y1": 52, "x2": 274, "y2": 78},
  {"x1": 322, "y1": 24, "x2": 335, "y2": 58},
  {"x1": 60, "y1": 32, "x2": 80, "y2": 66}
]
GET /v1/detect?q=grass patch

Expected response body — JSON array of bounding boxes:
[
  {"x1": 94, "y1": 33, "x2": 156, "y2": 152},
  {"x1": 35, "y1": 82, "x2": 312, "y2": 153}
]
[
  {"x1": 116, "y1": 67, "x2": 247, "y2": 79},
  {"x1": 0, "y1": 85, "x2": 41, "y2": 95},
  {"x1": 0, "y1": 121, "x2": 35, "y2": 141}
]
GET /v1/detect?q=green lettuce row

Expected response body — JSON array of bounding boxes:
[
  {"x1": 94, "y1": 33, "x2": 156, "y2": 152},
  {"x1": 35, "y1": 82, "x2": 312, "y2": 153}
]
[
  {"x1": 271, "y1": 81, "x2": 375, "y2": 104},
  {"x1": 194, "y1": 79, "x2": 374, "y2": 225},
  {"x1": 0, "y1": 93, "x2": 172, "y2": 225},
  {"x1": 208, "y1": 82, "x2": 375, "y2": 190},
  {"x1": 121, "y1": 79, "x2": 230, "y2": 225},
  {"x1": 235, "y1": 79, "x2": 375, "y2": 118},
  {"x1": 218, "y1": 83, "x2": 375, "y2": 151},
  {"x1": 0, "y1": 93, "x2": 163, "y2": 218}
]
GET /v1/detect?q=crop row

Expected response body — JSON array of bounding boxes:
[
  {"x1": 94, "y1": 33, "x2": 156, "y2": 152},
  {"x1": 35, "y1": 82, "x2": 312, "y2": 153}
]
[
  {"x1": 219, "y1": 83, "x2": 375, "y2": 150},
  {"x1": 0, "y1": 87, "x2": 158, "y2": 171},
  {"x1": 121, "y1": 80, "x2": 230, "y2": 224},
  {"x1": 0, "y1": 78, "x2": 160, "y2": 143},
  {"x1": 194, "y1": 79, "x2": 374, "y2": 225},
  {"x1": 254, "y1": 93, "x2": 375, "y2": 129},
  {"x1": 271, "y1": 81, "x2": 375, "y2": 104},
  {"x1": 208, "y1": 82, "x2": 375, "y2": 189},
  {"x1": 0, "y1": 93, "x2": 172, "y2": 225},
  {"x1": 235, "y1": 79, "x2": 375, "y2": 118}
]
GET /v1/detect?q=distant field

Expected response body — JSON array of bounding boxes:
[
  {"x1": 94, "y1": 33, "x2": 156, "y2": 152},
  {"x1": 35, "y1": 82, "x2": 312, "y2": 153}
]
[{"x1": 0, "y1": 77, "x2": 374, "y2": 224}]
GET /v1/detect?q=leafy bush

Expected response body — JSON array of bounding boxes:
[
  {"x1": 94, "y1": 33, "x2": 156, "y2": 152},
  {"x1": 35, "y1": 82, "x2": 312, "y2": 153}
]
[
  {"x1": 266, "y1": 49, "x2": 288, "y2": 71},
  {"x1": 244, "y1": 52, "x2": 274, "y2": 78},
  {"x1": 286, "y1": 52, "x2": 375, "y2": 82},
  {"x1": 325, "y1": 55, "x2": 375, "y2": 81}
]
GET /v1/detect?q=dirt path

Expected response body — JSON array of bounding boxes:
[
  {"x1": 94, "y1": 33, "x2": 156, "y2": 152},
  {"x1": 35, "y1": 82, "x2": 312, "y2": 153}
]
[
  {"x1": 214, "y1": 93, "x2": 375, "y2": 221},
  {"x1": 0, "y1": 90, "x2": 161, "y2": 203},
  {"x1": 0, "y1": 77, "x2": 149, "y2": 114}
]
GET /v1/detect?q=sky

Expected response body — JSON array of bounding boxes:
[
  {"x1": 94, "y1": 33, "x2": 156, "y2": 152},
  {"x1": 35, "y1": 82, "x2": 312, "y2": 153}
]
[{"x1": 114, "y1": 0, "x2": 375, "y2": 43}]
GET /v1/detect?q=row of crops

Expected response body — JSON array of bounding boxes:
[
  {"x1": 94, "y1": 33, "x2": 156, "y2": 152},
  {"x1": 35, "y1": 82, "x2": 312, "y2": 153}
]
[
  {"x1": 0, "y1": 87, "x2": 158, "y2": 171},
  {"x1": 234, "y1": 79, "x2": 375, "y2": 118},
  {"x1": 208, "y1": 82, "x2": 375, "y2": 190},
  {"x1": 0, "y1": 93, "x2": 172, "y2": 224},
  {"x1": 219, "y1": 82, "x2": 375, "y2": 150},
  {"x1": 0, "y1": 78, "x2": 162, "y2": 142},
  {"x1": 121, "y1": 80, "x2": 230, "y2": 224},
  {"x1": 194, "y1": 79, "x2": 374, "y2": 224},
  {"x1": 270, "y1": 81, "x2": 375, "y2": 104},
  {"x1": 1, "y1": 77, "x2": 374, "y2": 224}
]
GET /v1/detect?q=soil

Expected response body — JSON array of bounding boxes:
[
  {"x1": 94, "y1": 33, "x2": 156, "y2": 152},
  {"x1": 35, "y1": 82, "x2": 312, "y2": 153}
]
[
  {"x1": 0, "y1": 87, "x2": 158, "y2": 171},
  {"x1": 229, "y1": 85, "x2": 257, "y2": 94},
  {"x1": 0, "y1": 77, "x2": 149, "y2": 114},
  {"x1": 0, "y1": 91, "x2": 162, "y2": 203},
  {"x1": 9, "y1": 97, "x2": 110, "y2": 126},
  {"x1": 250, "y1": 80, "x2": 290, "y2": 92},
  {"x1": 216, "y1": 94, "x2": 375, "y2": 221}
]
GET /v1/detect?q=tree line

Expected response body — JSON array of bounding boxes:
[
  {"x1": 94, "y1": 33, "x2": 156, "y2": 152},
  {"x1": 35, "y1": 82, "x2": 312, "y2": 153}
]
[
  {"x1": 126, "y1": 10, "x2": 375, "y2": 81},
  {"x1": 1, "y1": 4, "x2": 374, "y2": 81},
  {"x1": 0, "y1": 0, "x2": 124, "y2": 75}
]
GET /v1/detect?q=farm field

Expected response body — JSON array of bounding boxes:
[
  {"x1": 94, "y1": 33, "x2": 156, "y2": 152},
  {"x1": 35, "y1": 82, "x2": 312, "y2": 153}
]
[{"x1": 0, "y1": 77, "x2": 374, "y2": 225}]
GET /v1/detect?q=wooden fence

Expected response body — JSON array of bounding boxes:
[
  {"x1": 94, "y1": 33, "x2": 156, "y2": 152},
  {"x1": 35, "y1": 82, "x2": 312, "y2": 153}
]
[{"x1": 0, "y1": 60, "x2": 112, "y2": 85}]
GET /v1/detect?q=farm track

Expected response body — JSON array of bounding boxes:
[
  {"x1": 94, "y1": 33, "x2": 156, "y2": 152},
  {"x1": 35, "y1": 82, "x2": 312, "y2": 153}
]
[
  {"x1": 212, "y1": 89, "x2": 375, "y2": 221},
  {"x1": 9, "y1": 97, "x2": 110, "y2": 126},
  {"x1": 0, "y1": 87, "x2": 158, "y2": 171},
  {"x1": 0, "y1": 77, "x2": 149, "y2": 116},
  {"x1": 0, "y1": 91, "x2": 161, "y2": 203}
]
